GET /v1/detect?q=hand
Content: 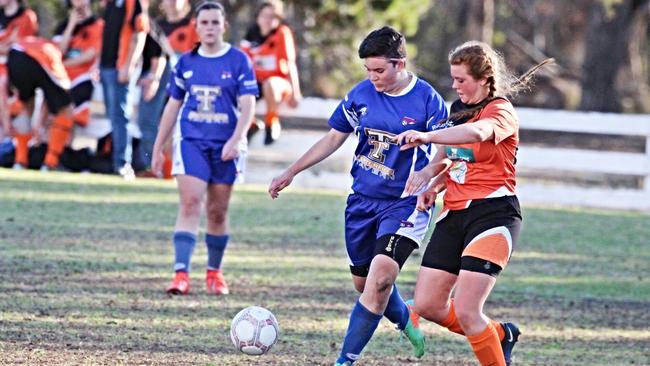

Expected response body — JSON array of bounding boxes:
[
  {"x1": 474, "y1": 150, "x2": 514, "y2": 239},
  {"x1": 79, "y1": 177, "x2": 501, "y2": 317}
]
[
  {"x1": 151, "y1": 147, "x2": 165, "y2": 178},
  {"x1": 287, "y1": 92, "x2": 301, "y2": 108},
  {"x1": 404, "y1": 168, "x2": 434, "y2": 196},
  {"x1": 140, "y1": 77, "x2": 159, "y2": 102},
  {"x1": 68, "y1": 9, "x2": 80, "y2": 28},
  {"x1": 416, "y1": 189, "x2": 437, "y2": 212},
  {"x1": 221, "y1": 136, "x2": 241, "y2": 161},
  {"x1": 268, "y1": 169, "x2": 295, "y2": 199},
  {"x1": 394, "y1": 130, "x2": 432, "y2": 151},
  {"x1": 118, "y1": 66, "x2": 130, "y2": 84}
]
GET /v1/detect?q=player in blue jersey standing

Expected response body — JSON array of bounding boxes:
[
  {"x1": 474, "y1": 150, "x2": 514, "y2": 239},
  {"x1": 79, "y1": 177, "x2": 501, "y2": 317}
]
[
  {"x1": 268, "y1": 26, "x2": 449, "y2": 365},
  {"x1": 151, "y1": 1, "x2": 258, "y2": 296}
]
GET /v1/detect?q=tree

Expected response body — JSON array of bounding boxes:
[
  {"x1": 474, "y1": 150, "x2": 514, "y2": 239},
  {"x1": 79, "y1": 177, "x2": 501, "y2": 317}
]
[{"x1": 579, "y1": 0, "x2": 650, "y2": 112}]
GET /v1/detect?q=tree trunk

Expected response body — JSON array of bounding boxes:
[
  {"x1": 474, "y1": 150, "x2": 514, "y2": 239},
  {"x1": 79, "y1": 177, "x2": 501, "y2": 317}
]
[{"x1": 579, "y1": 0, "x2": 650, "y2": 112}]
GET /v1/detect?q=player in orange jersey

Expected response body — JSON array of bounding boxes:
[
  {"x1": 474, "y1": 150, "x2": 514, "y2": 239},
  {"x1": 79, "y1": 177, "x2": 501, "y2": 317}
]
[
  {"x1": 395, "y1": 42, "x2": 552, "y2": 366},
  {"x1": 240, "y1": 0, "x2": 301, "y2": 145},
  {"x1": 0, "y1": 0, "x2": 37, "y2": 166},
  {"x1": 6, "y1": 37, "x2": 77, "y2": 171},
  {"x1": 53, "y1": 0, "x2": 104, "y2": 130}
]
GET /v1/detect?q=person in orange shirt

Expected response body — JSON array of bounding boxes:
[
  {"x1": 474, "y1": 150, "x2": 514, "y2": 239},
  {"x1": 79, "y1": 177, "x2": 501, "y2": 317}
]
[
  {"x1": 53, "y1": 0, "x2": 104, "y2": 130},
  {"x1": 240, "y1": 0, "x2": 301, "y2": 145},
  {"x1": 6, "y1": 37, "x2": 76, "y2": 170},
  {"x1": 0, "y1": 0, "x2": 37, "y2": 166},
  {"x1": 395, "y1": 41, "x2": 552, "y2": 366}
]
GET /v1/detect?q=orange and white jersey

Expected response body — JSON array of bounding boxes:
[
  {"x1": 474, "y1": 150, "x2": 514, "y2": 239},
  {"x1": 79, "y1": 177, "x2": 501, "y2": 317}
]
[
  {"x1": 13, "y1": 37, "x2": 70, "y2": 89},
  {"x1": 53, "y1": 16, "x2": 104, "y2": 83},
  {"x1": 240, "y1": 23, "x2": 296, "y2": 82},
  {"x1": 442, "y1": 98, "x2": 519, "y2": 212},
  {"x1": 0, "y1": 6, "x2": 38, "y2": 74}
]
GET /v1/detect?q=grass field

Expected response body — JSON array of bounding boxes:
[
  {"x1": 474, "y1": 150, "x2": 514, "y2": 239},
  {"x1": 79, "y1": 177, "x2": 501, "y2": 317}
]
[{"x1": 1, "y1": 169, "x2": 649, "y2": 365}]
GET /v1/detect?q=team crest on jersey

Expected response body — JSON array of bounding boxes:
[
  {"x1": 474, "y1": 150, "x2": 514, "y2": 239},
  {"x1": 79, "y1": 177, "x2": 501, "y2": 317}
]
[
  {"x1": 221, "y1": 71, "x2": 232, "y2": 79},
  {"x1": 401, "y1": 116, "x2": 416, "y2": 126},
  {"x1": 183, "y1": 70, "x2": 193, "y2": 79}
]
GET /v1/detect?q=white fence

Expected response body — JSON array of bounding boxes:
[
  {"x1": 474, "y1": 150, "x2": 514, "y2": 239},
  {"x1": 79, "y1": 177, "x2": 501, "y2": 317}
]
[{"x1": 257, "y1": 97, "x2": 650, "y2": 211}]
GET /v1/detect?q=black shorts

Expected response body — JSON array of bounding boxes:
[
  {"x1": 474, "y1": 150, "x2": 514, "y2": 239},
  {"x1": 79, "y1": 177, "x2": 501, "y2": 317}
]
[
  {"x1": 70, "y1": 79, "x2": 94, "y2": 108},
  {"x1": 7, "y1": 49, "x2": 71, "y2": 114},
  {"x1": 421, "y1": 195, "x2": 522, "y2": 276}
]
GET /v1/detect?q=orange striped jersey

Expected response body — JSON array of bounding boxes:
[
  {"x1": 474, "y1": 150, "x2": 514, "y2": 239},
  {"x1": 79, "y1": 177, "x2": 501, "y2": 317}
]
[
  {"x1": 100, "y1": 0, "x2": 149, "y2": 69},
  {"x1": 240, "y1": 23, "x2": 296, "y2": 82},
  {"x1": 13, "y1": 36, "x2": 70, "y2": 89},
  {"x1": 0, "y1": 6, "x2": 38, "y2": 43},
  {"x1": 159, "y1": 14, "x2": 198, "y2": 55},
  {"x1": 0, "y1": 6, "x2": 38, "y2": 74},
  {"x1": 53, "y1": 16, "x2": 104, "y2": 81},
  {"x1": 442, "y1": 98, "x2": 519, "y2": 212}
]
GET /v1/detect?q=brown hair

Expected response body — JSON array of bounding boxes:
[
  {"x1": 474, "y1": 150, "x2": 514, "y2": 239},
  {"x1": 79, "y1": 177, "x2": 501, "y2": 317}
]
[
  {"x1": 441, "y1": 41, "x2": 554, "y2": 124},
  {"x1": 256, "y1": 0, "x2": 284, "y2": 20}
]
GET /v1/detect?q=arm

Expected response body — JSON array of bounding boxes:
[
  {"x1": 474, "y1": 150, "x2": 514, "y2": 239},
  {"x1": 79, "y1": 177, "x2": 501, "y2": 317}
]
[
  {"x1": 221, "y1": 94, "x2": 256, "y2": 161},
  {"x1": 151, "y1": 98, "x2": 182, "y2": 176},
  {"x1": 118, "y1": 31, "x2": 147, "y2": 83},
  {"x1": 55, "y1": 12, "x2": 80, "y2": 54},
  {"x1": 268, "y1": 128, "x2": 350, "y2": 198},
  {"x1": 140, "y1": 55, "x2": 167, "y2": 102},
  {"x1": 403, "y1": 146, "x2": 452, "y2": 195},
  {"x1": 396, "y1": 119, "x2": 496, "y2": 150},
  {"x1": 416, "y1": 173, "x2": 448, "y2": 212}
]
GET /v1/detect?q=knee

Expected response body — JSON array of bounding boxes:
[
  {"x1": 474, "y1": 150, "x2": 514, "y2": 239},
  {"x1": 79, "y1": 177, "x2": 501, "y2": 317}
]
[
  {"x1": 180, "y1": 196, "x2": 202, "y2": 217},
  {"x1": 454, "y1": 300, "x2": 481, "y2": 328},
  {"x1": 414, "y1": 297, "x2": 449, "y2": 324},
  {"x1": 206, "y1": 204, "x2": 227, "y2": 225},
  {"x1": 371, "y1": 275, "x2": 394, "y2": 295}
]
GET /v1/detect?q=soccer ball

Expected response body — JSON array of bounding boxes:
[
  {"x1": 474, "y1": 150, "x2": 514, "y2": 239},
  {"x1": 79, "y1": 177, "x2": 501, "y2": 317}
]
[{"x1": 230, "y1": 306, "x2": 279, "y2": 355}]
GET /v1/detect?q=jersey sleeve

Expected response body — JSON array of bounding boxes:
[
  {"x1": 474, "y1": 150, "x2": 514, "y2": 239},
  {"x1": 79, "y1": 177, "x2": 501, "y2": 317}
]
[
  {"x1": 277, "y1": 25, "x2": 296, "y2": 62},
  {"x1": 19, "y1": 10, "x2": 38, "y2": 37},
  {"x1": 328, "y1": 94, "x2": 357, "y2": 133},
  {"x1": 237, "y1": 52, "x2": 259, "y2": 97},
  {"x1": 167, "y1": 56, "x2": 186, "y2": 100},
  {"x1": 482, "y1": 99, "x2": 518, "y2": 144},
  {"x1": 425, "y1": 89, "x2": 449, "y2": 131}
]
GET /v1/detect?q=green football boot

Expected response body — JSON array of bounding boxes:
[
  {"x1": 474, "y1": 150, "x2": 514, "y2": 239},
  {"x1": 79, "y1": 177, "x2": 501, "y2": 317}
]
[{"x1": 403, "y1": 299, "x2": 425, "y2": 358}]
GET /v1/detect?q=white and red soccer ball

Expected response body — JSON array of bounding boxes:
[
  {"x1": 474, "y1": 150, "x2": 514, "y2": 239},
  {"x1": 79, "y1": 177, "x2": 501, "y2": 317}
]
[{"x1": 230, "y1": 306, "x2": 279, "y2": 355}]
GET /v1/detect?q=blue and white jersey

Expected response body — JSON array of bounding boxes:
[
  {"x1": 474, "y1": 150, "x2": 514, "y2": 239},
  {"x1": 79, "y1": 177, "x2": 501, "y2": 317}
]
[
  {"x1": 168, "y1": 43, "x2": 259, "y2": 142},
  {"x1": 329, "y1": 74, "x2": 448, "y2": 199}
]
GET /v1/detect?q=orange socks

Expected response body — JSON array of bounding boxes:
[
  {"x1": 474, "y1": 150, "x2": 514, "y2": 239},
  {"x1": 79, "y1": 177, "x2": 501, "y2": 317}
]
[
  {"x1": 44, "y1": 114, "x2": 73, "y2": 168},
  {"x1": 14, "y1": 133, "x2": 32, "y2": 166},
  {"x1": 264, "y1": 110, "x2": 279, "y2": 128},
  {"x1": 467, "y1": 322, "x2": 506, "y2": 366},
  {"x1": 439, "y1": 300, "x2": 465, "y2": 335}
]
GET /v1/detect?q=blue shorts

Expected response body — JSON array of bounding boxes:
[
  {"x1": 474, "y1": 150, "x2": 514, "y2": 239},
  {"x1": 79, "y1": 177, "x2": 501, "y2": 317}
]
[
  {"x1": 344, "y1": 193, "x2": 432, "y2": 267},
  {"x1": 171, "y1": 138, "x2": 246, "y2": 184}
]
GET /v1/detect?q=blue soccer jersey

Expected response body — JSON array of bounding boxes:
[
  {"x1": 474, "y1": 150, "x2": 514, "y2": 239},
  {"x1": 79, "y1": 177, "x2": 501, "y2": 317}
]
[
  {"x1": 168, "y1": 44, "x2": 259, "y2": 142},
  {"x1": 329, "y1": 75, "x2": 448, "y2": 199}
]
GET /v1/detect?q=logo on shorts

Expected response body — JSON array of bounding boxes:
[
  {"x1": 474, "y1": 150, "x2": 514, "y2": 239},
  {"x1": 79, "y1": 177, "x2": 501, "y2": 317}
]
[
  {"x1": 385, "y1": 236, "x2": 395, "y2": 252},
  {"x1": 401, "y1": 116, "x2": 416, "y2": 126},
  {"x1": 484, "y1": 261, "x2": 491, "y2": 270},
  {"x1": 400, "y1": 220, "x2": 414, "y2": 228}
]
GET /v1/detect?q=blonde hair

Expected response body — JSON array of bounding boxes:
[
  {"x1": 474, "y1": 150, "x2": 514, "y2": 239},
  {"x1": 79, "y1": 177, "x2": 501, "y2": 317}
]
[{"x1": 449, "y1": 41, "x2": 553, "y2": 99}]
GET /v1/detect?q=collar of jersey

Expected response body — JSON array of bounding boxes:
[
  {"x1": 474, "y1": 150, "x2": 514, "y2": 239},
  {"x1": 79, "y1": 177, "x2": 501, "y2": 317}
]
[
  {"x1": 384, "y1": 72, "x2": 417, "y2": 97},
  {"x1": 198, "y1": 43, "x2": 231, "y2": 58}
]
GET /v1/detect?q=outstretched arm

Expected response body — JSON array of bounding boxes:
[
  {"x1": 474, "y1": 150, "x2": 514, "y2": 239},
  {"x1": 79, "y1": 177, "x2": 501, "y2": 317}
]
[
  {"x1": 268, "y1": 128, "x2": 349, "y2": 198},
  {"x1": 395, "y1": 120, "x2": 496, "y2": 150}
]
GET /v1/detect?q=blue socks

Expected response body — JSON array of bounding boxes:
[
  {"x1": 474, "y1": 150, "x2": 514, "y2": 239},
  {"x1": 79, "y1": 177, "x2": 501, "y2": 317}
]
[
  {"x1": 383, "y1": 284, "x2": 410, "y2": 330},
  {"x1": 206, "y1": 233, "x2": 229, "y2": 270},
  {"x1": 173, "y1": 231, "x2": 197, "y2": 272},
  {"x1": 336, "y1": 300, "x2": 382, "y2": 364}
]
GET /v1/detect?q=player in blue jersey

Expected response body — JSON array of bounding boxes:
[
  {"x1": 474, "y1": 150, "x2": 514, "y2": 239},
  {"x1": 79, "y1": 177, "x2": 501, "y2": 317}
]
[
  {"x1": 268, "y1": 26, "x2": 449, "y2": 365},
  {"x1": 150, "y1": 1, "x2": 258, "y2": 296}
]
